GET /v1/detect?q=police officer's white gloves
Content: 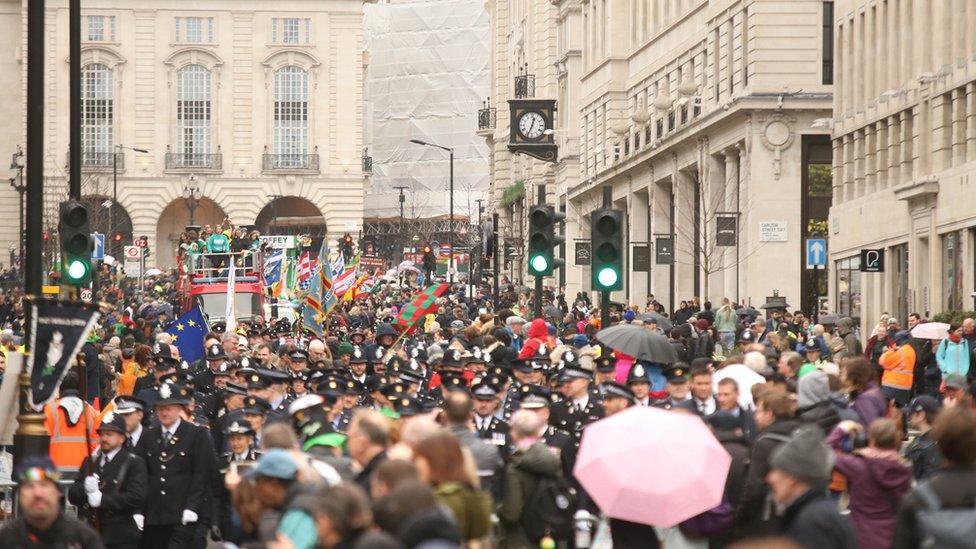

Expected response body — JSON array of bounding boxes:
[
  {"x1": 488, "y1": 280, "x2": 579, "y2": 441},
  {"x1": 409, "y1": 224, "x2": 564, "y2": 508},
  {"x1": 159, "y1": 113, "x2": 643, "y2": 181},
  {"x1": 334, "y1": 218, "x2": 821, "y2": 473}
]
[
  {"x1": 182, "y1": 509, "x2": 198, "y2": 525},
  {"x1": 133, "y1": 514, "x2": 144, "y2": 531},
  {"x1": 87, "y1": 490, "x2": 102, "y2": 508},
  {"x1": 83, "y1": 474, "x2": 99, "y2": 493}
]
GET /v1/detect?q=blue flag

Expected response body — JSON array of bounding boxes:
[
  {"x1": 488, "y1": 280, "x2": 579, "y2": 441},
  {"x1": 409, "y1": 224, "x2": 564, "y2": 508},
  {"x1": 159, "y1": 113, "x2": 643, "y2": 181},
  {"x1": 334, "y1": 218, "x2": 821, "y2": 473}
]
[{"x1": 164, "y1": 308, "x2": 209, "y2": 363}]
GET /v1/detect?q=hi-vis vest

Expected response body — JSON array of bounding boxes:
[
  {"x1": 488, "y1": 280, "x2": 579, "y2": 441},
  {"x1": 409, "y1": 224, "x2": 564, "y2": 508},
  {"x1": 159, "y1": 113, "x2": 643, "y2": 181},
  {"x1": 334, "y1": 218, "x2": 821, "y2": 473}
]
[{"x1": 44, "y1": 396, "x2": 99, "y2": 473}]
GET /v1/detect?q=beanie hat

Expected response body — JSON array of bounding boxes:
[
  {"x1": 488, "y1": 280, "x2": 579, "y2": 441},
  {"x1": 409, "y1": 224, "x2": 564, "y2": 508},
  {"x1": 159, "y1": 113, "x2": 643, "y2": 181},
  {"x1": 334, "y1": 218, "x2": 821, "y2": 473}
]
[
  {"x1": 797, "y1": 369, "x2": 831, "y2": 408},
  {"x1": 623, "y1": 310, "x2": 635, "y2": 322},
  {"x1": 572, "y1": 334, "x2": 589, "y2": 348},
  {"x1": 770, "y1": 425, "x2": 834, "y2": 485}
]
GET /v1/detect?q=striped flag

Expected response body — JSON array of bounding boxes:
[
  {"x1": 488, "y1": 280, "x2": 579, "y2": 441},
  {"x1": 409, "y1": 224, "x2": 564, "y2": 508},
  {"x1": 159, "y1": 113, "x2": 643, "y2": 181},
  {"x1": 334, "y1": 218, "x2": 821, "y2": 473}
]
[
  {"x1": 297, "y1": 252, "x2": 312, "y2": 290},
  {"x1": 396, "y1": 283, "x2": 449, "y2": 330},
  {"x1": 302, "y1": 244, "x2": 338, "y2": 335}
]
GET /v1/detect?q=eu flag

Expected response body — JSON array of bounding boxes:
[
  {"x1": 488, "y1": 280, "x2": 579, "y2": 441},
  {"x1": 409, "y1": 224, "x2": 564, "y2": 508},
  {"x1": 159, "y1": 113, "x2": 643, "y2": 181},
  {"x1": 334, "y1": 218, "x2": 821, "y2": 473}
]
[{"x1": 165, "y1": 308, "x2": 209, "y2": 363}]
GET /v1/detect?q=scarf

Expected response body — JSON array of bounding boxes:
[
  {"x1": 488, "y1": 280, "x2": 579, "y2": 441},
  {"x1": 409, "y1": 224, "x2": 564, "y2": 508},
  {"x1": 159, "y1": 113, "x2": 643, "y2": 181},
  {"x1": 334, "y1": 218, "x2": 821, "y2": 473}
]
[{"x1": 949, "y1": 332, "x2": 962, "y2": 344}]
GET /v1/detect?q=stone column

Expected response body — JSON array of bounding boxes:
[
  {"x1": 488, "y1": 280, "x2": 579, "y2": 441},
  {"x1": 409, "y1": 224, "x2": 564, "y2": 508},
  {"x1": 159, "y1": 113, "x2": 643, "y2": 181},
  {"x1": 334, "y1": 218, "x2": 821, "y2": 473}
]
[
  {"x1": 628, "y1": 188, "x2": 649, "y2": 306},
  {"x1": 723, "y1": 148, "x2": 739, "y2": 302}
]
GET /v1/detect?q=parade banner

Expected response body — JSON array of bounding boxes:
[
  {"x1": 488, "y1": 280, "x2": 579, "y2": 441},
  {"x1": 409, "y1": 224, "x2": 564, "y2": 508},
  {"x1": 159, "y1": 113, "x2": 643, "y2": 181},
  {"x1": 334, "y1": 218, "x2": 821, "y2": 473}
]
[
  {"x1": 302, "y1": 244, "x2": 338, "y2": 336},
  {"x1": 26, "y1": 298, "x2": 101, "y2": 409},
  {"x1": 225, "y1": 260, "x2": 237, "y2": 329}
]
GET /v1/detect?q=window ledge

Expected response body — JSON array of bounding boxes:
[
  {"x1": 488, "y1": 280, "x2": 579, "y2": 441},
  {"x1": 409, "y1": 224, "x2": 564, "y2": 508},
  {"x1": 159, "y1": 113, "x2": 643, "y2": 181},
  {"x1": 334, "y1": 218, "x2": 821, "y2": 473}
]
[{"x1": 894, "y1": 178, "x2": 939, "y2": 201}]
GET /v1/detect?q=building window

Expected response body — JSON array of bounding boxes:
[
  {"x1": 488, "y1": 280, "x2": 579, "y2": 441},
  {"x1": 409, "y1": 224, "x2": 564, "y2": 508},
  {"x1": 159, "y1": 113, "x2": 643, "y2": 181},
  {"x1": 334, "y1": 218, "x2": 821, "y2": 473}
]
[
  {"x1": 86, "y1": 15, "x2": 115, "y2": 42},
  {"x1": 81, "y1": 63, "x2": 114, "y2": 164},
  {"x1": 271, "y1": 18, "x2": 311, "y2": 45},
  {"x1": 943, "y1": 231, "x2": 964, "y2": 310},
  {"x1": 273, "y1": 66, "x2": 309, "y2": 164},
  {"x1": 175, "y1": 17, "x2": 215, "y2": 43},
  {"x1": 822, "y1": 1, "x2": 834, "y2": 85},
  {"x1": 177, "y1": 65, "x2": 212, "y2": 161},
  {"x1": 835, "y1": 256, "x2": 861, "y2": 321}
]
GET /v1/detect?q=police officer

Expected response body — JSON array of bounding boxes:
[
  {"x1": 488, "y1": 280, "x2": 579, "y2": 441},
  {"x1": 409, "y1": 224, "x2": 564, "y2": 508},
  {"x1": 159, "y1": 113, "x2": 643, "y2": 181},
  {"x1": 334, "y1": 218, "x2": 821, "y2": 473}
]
[
  {"x1": 653, "y1": 363, "x2": 693, "y2": 410},
  {"x1": 626, "y1": 363, "x2": 653, "y2": 406},
  {"x1": 134, "y1": 343, "x2": 181, "y2": 407},
  {"x1": 549, "y1": 351, "x2": 604, "y2": 446},
  {"x1": 348, "y1": 346, "x2": 370, "y2": 384},
  {"x1": 240, "y1": 396, "x2": 271, "y2": 448},
  {"x1": 471, "y1": 381, "x2": 510, "y2": 449},
  {"x1": 113, "y1": 396, "x2": 147, "y2": 451},
  {"x1": 194, "y1": 343, "x2": 227, "y2": 394},
  {"x1": 141, "y1": 383, "x2": 215, "y2": 548},
  {"x1": 68, "y1": 411, "x2": 148, "y2": 549},
  {"x1": 602, "y1": 381, "x2": 637, "y2": 415}
]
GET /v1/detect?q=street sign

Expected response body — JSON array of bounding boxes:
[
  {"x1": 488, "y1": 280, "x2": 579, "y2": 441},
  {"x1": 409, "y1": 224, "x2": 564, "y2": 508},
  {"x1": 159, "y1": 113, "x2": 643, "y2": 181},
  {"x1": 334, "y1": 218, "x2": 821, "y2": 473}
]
[
  {"x1": 632, "y1": 245, "x2": 650, "y2": 272},
  {"x1": 359, "y1": 255, "x2": 386, "y2": 272},
  {"x1": 860, "y1": 249, "x2": 885, "y2": 272},
  {"x1": 80, "y1": 288, "x2": 92, "y2": 302},
  {"x1": 123, "y1": 245, "x2": 142, "y2": 279},
  {"x1": 574, "y1": 241, "x2": 591, "y2": 266},
  {"x1": 655, "y1": 237, "x2": 674, "y2": 265},
  {"x1": 716, "y1": 216, "x2": 737, "y2": 246},
  {"x1": 91, "y1": 233, "x2": 105, "y2": 260},
  {"x1": 124, "y1": 246, "x2": 140, "y2": 260},
  {"x1": 806, "y1": 238, "x2": 827, "y2": 269},
  {"x1": 258, "y1": 235, "x2": 297, "y2": 249},
  {"x1": 759, "y1": 221, "x2": 788, "y2": 242}
]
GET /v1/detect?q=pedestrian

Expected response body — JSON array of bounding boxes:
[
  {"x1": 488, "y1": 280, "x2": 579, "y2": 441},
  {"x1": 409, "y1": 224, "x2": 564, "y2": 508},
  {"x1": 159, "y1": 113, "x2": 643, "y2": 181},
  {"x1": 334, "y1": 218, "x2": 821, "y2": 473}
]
[
  {"x1": 825, "y1": 419, "x2": 912, "y2": 549},
  {"x1": 936, "y1": 323, "x2": 971, "y2": 381},
  {"x1": 347, "y1": 409, "x2": 391, "y2": 495},
  {"x1": 765, "y1": 425, "x2": 858, "y2": 548},
  {"x1": 878, "y1": 330, "x2": 916, "y2": 406},
  {"x1": 0, "y1": 456, "x2": 105, "y2": 548},
  {"x1": 893, "y1": 405, "x2": 976, "y2": 548},
  {"x1": 843, "y1": 357, "x2": 888, "y2": 426},
  {"x1": 44, "y1": 371, "x2": 100, "y2": 477},
  {"x1": 903, "y1": 395, "x2": 942, "y2": 480}
]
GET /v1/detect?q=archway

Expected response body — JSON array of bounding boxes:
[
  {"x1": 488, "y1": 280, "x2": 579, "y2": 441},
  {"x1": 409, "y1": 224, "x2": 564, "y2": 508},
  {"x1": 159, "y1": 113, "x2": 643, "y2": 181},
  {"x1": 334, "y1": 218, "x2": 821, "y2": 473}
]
[
  {"x1": 254, "y1": 196, "x2": 328, "y2": 252},
  {"x1": 155, "y1": 198, "x2": 228, "y2": 268},
  {"x1": 80, "y1": 195, "x2": 134, "y2": 260}
]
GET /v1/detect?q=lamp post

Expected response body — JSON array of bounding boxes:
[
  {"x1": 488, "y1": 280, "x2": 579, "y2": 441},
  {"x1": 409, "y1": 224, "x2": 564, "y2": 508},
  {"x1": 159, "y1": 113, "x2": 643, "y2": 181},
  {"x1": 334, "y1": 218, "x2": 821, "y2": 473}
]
[
  {"x1": 182, "y1": 174, "x2": 202, "y2": 225},
  {"x1": 9, "y1": 146, "x2": 25, "y2": 279},
  {"x1": 409, "y1": 139, "x2": 454, "y2": 284},
  {"x1": 112, "y1": 144, "x2": 148, "y2": 242}
]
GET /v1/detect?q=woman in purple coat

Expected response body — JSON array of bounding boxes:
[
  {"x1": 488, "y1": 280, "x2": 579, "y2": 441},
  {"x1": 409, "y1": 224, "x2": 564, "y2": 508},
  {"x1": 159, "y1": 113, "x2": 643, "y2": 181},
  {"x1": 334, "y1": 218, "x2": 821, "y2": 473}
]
[
  {"x1": 826, "y1": 418, "x2": 912, "y2": 549},
  {"x1": 844, "y1": 357, "x2": 888, "y2": 426}
]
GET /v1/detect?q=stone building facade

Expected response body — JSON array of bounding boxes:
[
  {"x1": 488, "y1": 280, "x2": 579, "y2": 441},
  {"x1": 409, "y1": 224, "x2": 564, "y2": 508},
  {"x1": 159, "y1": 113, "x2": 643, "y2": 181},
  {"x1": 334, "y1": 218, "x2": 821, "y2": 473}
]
[
  {"x1": 0, "y1": 0, "x2": 367, "y2": 269},
  {"x1": 828, "y1": 0, "x2": 976, "y2": 324},
  {"x1": 487, "y1": 0, "x2": 835, "y2": 312}
]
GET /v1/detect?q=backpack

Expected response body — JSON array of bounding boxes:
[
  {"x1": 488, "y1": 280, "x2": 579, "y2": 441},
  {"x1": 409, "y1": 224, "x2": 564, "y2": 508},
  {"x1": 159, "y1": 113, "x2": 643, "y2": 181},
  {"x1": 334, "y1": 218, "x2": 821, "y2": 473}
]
[
  {"x1": 914, "y1": 482, "x2": 976, "y2": 549},
  {"x1": 519, "y1": 473, "x2": 578, "y2": 542}
]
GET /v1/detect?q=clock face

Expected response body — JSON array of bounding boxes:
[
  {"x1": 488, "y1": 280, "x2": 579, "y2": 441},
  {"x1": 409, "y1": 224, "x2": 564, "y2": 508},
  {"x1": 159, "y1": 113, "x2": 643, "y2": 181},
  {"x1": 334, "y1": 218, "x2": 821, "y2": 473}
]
[{"x1": 518, "y1": 111, "x2": 546, "y2": 139}]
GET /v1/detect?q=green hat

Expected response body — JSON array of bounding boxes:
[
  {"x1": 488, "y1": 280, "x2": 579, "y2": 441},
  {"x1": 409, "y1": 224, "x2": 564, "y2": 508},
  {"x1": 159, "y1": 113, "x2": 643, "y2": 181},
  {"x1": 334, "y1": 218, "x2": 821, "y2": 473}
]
[
  {"x1": 338, "y1": 341, "x2": 354, "y2": 356},
  {"x1": 302, "y1": 432, "x2": 347, "y2": 452}
]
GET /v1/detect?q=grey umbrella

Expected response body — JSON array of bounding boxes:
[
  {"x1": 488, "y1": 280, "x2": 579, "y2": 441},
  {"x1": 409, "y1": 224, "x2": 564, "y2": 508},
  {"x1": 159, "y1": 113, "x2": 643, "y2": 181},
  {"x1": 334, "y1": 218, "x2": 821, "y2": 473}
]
[
  {"x1": 596, "y1": 324, "x2": 679, "y2": 364},
  {"x1": 638, "y1": 312, "x2": 673, "y2": 331},
  {"x1": 818, "y1": 313, "x2": 840, "y2": 325}
]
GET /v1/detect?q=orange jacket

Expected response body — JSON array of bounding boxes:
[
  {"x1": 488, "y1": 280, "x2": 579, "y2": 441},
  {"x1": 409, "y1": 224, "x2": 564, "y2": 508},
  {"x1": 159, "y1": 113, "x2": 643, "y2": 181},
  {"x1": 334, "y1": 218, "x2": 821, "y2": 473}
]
[
  {"x1": 116, "y1": 359, "x2": 148, "y2": 396},
  {"x1": 879, "y1": 344, "x2": 916, "y2": 391},
  {"x1": 44, "y1": 396, "x2": 100, "y2": 473}
]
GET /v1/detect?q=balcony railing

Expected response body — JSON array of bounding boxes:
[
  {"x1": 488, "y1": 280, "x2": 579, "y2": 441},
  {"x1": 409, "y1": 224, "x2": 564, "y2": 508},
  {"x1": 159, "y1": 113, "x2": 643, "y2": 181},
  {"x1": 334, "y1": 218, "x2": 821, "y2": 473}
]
[
  {"x1": 165, "y1": 151, "x2": 222, "y2": 171},
  {"x1": 514, "y1": 74, "x2": 535, "y2": 99},
  {"x1": 79, "y1": 151, "x2": 122, "y2": 170},
  {"x1": 478, "y1": 107, "x2": 496, "y2": 130},
  {"x1": 262, "y1": 152, "x2": 319, "y2": 172},
  {"x1": 362, "y1": 150, "x2": 373, "y2": 173}
]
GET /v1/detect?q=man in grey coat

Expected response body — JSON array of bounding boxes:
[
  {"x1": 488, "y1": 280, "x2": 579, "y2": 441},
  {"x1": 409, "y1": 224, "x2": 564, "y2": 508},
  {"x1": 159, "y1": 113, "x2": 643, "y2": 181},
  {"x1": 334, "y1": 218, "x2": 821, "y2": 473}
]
[{"x1": 442, "y1": 390, "x2": 504, "y2": 500}]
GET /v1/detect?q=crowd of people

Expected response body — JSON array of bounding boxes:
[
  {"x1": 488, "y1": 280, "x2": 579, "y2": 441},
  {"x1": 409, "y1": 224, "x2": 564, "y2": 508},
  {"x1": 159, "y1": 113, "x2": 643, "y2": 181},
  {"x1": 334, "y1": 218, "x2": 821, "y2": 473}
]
[{"x1": 1, "y1": 255, "x2": 976, "y2": 549}]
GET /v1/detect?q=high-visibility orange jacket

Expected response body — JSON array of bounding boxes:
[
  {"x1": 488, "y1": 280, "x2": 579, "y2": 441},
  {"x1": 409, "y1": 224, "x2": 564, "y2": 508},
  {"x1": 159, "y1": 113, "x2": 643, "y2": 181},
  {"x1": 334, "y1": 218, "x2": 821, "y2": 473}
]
[
  {"x1": 44, "y1": 395, "x2": 100, "y2": 474},
  {"x1": 880, "y1": 344, "x2": 916, "y2": 391}
]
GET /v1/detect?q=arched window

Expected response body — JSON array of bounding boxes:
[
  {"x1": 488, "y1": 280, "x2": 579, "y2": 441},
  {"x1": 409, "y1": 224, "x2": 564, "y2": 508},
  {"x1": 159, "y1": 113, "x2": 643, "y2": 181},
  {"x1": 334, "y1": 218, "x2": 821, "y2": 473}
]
[
  {"x1": 176, "y1": 64, "x2": 212, "y2": 166},
  {"x1": 273, "y1": 65, "x2": 309, "y2": 168},
  {"x1": 81, "y1": 63, "x2": 113, "y2": 167}
]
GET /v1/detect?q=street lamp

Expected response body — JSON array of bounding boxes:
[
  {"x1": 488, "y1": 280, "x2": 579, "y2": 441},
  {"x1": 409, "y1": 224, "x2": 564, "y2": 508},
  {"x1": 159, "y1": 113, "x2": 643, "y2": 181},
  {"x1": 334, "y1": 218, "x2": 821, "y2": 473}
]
[
  {"x1": 409, "y1": 139, "x2": 454, "y2": 284},
  {"x1": 9, "y1": 146, "x2": 25, "y2": 279},
  {"x1": 183, "y1": 174, "x2": 202, "y2": 225}
]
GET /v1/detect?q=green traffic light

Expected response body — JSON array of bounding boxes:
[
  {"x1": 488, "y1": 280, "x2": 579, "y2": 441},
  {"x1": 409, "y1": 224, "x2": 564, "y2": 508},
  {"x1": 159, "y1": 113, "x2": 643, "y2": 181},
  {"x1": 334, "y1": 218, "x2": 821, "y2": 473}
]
[
  {"x1": 529, "y1": 254, "x2": 549, "y2": 274},
  {"x1": 65, "y1": 258, "x2": 89, "y2": 282},
  {"x1": 596, "y1": 266, "x2": 619, "y2": 289}
]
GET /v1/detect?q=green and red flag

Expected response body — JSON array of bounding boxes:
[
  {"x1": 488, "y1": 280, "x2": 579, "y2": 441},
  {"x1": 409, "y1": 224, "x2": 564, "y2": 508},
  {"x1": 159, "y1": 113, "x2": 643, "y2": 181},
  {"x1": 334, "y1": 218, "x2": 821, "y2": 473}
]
[{"x1": 396, "y1": 283, "x2": 449, "y2": 330}]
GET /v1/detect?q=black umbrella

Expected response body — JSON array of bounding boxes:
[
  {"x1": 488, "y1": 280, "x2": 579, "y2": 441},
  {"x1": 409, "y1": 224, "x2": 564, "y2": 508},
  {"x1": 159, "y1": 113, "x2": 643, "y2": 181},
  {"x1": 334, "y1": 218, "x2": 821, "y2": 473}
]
[
  {"x1": 596, "y1": 324, "x2": 679, "y2": 364},
  {"x1": 736, "y1": 307, "x2": 759, "y2": 317},
  {"x1": 638, "y1": 312, "x2": 673, "y2": 331}
]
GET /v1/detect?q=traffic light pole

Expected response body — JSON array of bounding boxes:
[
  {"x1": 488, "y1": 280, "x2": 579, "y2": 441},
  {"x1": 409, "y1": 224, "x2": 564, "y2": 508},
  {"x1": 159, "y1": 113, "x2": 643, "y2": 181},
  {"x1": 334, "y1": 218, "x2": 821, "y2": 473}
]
[
  {"x1": 492, "y1": 213, "x2": 499, "y2": 300},
  {"x1": 600, "y1": 186, "x2": 612, "y2": 329},
  {"x1": 533, "y1": 185, "x2": 545, "y2": 319}
]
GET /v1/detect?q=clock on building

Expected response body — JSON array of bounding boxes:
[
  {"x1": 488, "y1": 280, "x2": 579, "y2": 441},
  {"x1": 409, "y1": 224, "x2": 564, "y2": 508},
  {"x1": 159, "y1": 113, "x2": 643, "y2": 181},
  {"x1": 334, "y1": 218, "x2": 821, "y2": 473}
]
[{"x1": 508, "y1": 99, "x2": 557, "y2": 162}]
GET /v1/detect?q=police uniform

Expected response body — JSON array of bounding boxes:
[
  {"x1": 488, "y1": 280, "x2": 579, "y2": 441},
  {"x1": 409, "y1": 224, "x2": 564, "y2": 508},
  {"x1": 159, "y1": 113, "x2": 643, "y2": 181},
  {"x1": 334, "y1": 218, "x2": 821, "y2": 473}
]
[
  {"x1": 194, "y1": 343, "x2": 228, "y2": 395},
  {"x1": 653, "y1": 364, "x2": 692, "y2": 410},
  {"x1": 548, "y1": 353, "x2": 605, "y2": 446},
  {"x1": 67, "y1": 411, "x2": 149, "y2": 549},
  {"x1": 215, "y1": 420, "x2": 261, "y2": 544},
  {"x1": 471, "y1": 382, "x2": 510, "y2": 448},
  {"x1": 141, "y1": 383, "x2": 217, "y2": 549}
]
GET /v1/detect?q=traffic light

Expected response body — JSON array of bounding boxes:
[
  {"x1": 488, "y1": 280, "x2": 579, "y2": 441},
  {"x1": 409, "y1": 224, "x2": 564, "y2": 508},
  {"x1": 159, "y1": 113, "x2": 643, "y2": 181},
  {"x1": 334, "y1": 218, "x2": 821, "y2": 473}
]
[
  {"x1": 58, "y1": 200, "x2": 93, "y2": 286},
  {"x1": 526, "y1": 204, "x2": 565, "y2": 277},
  {"x1": 138, "y1": 236, "x2": 150, "y2": 257},
  {"x1": 340, "y1": 233, "x2": 355, "y2": 259},
  {"x1": 422, "y1": 245, "x2": 436, "y2": 273},
  {"x1": 591, "y1": 208, "x2": 623, "y2": 291},
  {"x1": 113, "y1": 231, "x2": 123, "y2": 243}
]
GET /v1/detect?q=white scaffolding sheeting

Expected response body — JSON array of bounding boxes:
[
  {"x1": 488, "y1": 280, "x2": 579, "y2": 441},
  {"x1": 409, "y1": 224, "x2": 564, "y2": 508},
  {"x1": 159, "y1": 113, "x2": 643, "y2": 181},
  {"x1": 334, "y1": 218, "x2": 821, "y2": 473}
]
[{"x1": 364, "y1": 0, "x2": 490, "y2": 220}]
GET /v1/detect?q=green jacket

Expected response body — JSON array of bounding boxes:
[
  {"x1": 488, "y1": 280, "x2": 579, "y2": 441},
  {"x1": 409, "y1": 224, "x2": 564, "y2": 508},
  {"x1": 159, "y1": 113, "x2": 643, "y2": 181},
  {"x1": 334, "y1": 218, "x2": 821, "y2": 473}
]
[
  {"x1": 433, "y1": 482, "x2": 492, "y2": 542},
  {"x1": 498, "y1": 441, "x2": 563, "y2": 545}
]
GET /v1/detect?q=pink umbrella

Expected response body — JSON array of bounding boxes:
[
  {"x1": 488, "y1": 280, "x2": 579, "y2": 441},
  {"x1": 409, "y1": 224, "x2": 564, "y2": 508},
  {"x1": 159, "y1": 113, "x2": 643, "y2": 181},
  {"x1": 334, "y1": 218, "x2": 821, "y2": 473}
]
[{"x1": 573, "y1": 406, "x2": 731, "y2": 527}]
